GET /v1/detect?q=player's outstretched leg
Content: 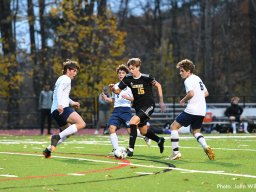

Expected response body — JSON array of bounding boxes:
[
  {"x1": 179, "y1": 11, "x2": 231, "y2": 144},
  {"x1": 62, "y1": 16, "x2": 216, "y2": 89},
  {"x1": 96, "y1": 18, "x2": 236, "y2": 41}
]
[{"x1": 145, "y1": 129, "x2": 165, "y2": 153}]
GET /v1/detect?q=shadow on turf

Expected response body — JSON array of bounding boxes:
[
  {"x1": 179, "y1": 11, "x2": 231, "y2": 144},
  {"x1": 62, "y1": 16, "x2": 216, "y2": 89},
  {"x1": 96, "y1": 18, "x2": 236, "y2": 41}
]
[{"x1": 0, "y1": 156, "x2": 175, "y2": 191}]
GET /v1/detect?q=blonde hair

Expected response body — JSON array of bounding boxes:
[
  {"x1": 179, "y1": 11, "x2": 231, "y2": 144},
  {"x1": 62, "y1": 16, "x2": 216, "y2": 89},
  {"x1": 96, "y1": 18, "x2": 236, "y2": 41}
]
[
  {"x1": 127, "y1": 58, "x2": 141, "y2": 68},
  {"x1": 231, "y1": 96, "x2": 240, "y2": 103},
  {"x1": 176, "y1": 59, "x2": 195, "y2": 73}
]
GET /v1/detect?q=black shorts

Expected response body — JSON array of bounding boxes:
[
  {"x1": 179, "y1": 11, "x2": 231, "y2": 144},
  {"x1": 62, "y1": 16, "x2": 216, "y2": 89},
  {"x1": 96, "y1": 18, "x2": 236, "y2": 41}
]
[
  {"x1": 135, "y1": 104, "x2": 155, "y2": 127},
  {"x1": 51, "y1": 107, "x2": 75, "y2": 127}
]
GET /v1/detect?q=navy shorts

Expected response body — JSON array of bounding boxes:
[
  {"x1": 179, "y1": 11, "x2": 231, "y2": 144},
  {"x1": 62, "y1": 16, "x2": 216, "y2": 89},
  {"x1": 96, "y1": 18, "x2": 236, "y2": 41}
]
[
  {"x1": 51, "y1": 107, "x2": 75, "y2": 127},
  {"x1": 135, "y1": 104, "x2": 155, "y2": 127},
  {"x1": 176, "y1": 111, "x2": 205, "y2": 129},
  {"x1": 108, "y1": 107, "x2": 132, "y2": 128}
]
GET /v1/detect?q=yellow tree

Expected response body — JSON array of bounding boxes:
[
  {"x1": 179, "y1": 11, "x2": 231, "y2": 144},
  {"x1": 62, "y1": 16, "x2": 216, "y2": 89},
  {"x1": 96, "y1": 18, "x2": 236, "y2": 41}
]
[{"x1": 49, "y1": 0, "x2": 126, "y2": 97}]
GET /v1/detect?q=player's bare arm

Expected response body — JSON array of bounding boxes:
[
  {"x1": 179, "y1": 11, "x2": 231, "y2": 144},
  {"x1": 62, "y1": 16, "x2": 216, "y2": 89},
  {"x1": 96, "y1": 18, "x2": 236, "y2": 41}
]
[
  {"x1": 102, "y1": 93, "x2": 113, "y2": 103},
  {"x1": 153, "y1": 81, "x2": 166, "y2": 112},
  {"x1": 180, "y1": 90, "x2": 194, "y2": 106},
  {"x1": 121, "y1": 94, "x2": 134, "y2": 101},
  {"x1": 205, "y1": 90, "x2": 209, "y2": 97}
]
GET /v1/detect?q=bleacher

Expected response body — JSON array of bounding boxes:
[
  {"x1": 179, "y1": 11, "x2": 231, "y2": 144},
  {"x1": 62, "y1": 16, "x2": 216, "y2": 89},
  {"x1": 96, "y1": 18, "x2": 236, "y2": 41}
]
[{"x1": 145, "y1": 103, "x2": 256, "y2": 132}]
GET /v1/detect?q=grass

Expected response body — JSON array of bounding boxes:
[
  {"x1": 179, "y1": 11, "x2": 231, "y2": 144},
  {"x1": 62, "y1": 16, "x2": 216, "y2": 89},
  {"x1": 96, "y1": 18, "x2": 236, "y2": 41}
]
[{"x1": 0, "y1": 133, "x2": 256, "y2": 192}]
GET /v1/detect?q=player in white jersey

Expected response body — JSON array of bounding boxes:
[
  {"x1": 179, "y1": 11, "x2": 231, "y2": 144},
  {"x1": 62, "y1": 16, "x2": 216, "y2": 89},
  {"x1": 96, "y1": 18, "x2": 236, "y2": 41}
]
[
  {"x1": 168, "y1": 59, "x2": 215, "y2": 160},
  {"x1": 102, "y1": 64, "x2": 151, "y2": 154},
  {"x1": 43, "y1": 59, "x2": 86, "y2": 158}
]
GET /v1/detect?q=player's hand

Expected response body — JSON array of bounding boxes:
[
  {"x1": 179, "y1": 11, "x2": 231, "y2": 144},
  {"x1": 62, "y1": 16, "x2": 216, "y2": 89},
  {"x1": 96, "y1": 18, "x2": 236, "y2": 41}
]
[
  {"x1": 57, "y1": 105, "x2": 64, "y2": 115},
  {"x1": 109, "y1": 84, "x2": 115, "y2": 91},
  {"x1": 179, "y1": 99, "x2": 185, "y2": 106},
  {"x1": 72, "y1": 102, "x2": 80, "y2": 109},
  {"x1": 101, "y1": 93, "x2": 107, "y2": 100},
  {"x1": 159, "y1": 102, "x2": 166, "y2": 112},
  {"x1": 121, "y1": 94, "x2": 129, "y2": 100}
]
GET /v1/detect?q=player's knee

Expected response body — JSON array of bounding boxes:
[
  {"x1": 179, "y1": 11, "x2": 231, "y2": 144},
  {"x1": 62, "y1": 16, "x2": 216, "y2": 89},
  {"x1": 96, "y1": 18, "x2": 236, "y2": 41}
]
[{"x1": 77, "y1": 121, "x2": 86, "y2": 130}]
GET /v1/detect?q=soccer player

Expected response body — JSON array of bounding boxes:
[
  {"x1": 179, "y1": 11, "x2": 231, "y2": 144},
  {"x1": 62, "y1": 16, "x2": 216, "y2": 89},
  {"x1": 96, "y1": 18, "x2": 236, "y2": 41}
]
[
  {"x1": 168, "y1": 59, "x2": 215, "y2": 160},
  {"x1": 43, "y1": 59, "x2": 86, "y2": 158},
  {"x1": 110, "y1": 58, "x2": 166, "y2": 157},
  {"x1": 103, "y1": 64, "x2": 151, "y2": 153}
]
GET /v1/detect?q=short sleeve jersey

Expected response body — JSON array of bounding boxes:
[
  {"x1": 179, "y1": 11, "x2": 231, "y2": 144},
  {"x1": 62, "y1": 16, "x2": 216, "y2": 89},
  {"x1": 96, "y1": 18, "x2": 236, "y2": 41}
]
[
  {"x1": 112, "y1": 82, "x2": 133, "y2": 108},
  {"x1": 184, "y1": 74, "x2": 207, "y2": 116},
  {"x1": 118, "y1": 73, "x2": 155, "y2": 109}
]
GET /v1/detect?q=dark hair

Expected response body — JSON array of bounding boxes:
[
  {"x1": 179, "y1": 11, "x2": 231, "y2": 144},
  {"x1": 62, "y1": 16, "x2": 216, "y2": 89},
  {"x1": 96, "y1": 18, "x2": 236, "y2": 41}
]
[
  {"x1": 116, "y1": 64, "x2": 129, "y2": 74},
  {"x1": 62, "y1": 59, "x2": 80, "y2": 74}
]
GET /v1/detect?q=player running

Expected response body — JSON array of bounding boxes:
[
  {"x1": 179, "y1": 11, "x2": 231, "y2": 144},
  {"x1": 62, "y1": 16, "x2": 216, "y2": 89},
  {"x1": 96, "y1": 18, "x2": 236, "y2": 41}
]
[
  {"x1": 43, "y1": 59, "x2": 86, "y2": 158},
  {"x1": 103, "y1": 64, "x2": 151, "y2": 154},
  {"x1": 168, "y1": 59, "x2": 215, "y2": 160},
  {"x1": 110, "y1": 58, "x2": 166, "y2": 157}
]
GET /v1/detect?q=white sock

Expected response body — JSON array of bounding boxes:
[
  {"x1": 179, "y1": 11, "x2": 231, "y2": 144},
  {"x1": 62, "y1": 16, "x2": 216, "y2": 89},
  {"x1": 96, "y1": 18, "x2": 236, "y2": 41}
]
[
  {"x1": 110, "y1": 133, "x2": 119, "y2": 149},
  {"x1": 231, "y1": 122, "x2": 236, "y2": 134},
  {"x1": 243, "y1": 122, "x2": 249, "y2": 133},
  {"x1": 137, "y1": 129, "x2": 144, "y2": 138},
  {"x1": 194, "y1": 132, "x2": 207, "y2": 148},
  {"x1": 59, "y1": 124, "x2": 78, "y2": 138},
  {"x1": 171, "y1": 130, "x2": 179, "y2": 154},
  {"x1": 47, "y1": 136, "x2": 67, "y2": 151}
]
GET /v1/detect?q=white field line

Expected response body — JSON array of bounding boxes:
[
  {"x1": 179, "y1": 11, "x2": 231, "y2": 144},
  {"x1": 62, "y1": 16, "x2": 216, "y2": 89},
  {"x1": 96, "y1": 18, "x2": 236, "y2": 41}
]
[
  {"x1": 1, "y1": 137, "x2": 256, "y2": 152},
  {"x1": 0, "y1": 151, "x2": 256, "y2": 179},
  {"x1": 0, "y1": 174, "x2": 18, "y2": 178}
]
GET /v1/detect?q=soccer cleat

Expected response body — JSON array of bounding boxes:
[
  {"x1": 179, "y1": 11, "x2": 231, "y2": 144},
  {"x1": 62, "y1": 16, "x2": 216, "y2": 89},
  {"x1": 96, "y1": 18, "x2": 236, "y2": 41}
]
[
  {"x1": 204, "y1": 146, "x2": 215, "y2": 160},
  {"x1": 168, "y1": 152, "x2": 182, "y2": 160},
  {"x1": 109, "y1": 149, "x2": 116, "y2": 155},
  {"x1": 144, "y1": 136, "x2": 151, "y2": 147},
  {"x1": 43, "y1": 148, "x2": 51, "y2": 158},
  {"x1": 50, "y1": 134, "x2": 60, "y2": 151},
  {"x1": 126, "y1": 148, "x2": 134, "y2": 157},
  {"x1": 158, "y1": 137, "x2": 165, "y2": 153}
]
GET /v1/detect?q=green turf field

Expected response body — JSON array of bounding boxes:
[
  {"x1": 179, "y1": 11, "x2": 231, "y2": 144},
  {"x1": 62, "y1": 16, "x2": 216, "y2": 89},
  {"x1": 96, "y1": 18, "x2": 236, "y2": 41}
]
[{"x1": 0, "y1": 134, "x2": 256, "y2": 192}]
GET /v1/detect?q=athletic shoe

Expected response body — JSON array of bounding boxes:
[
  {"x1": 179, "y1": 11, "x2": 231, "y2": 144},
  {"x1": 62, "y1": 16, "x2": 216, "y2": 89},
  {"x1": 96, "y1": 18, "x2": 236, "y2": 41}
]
[
  {"x1": 144, "y1": 136, "x2": 151, "y2": 147},
  {"x1": 204, "y1": 146, "x2": 215, "y2": 160},
  {"x1": 51, "y1": 134, "x2": 60, "y2": 151},
  {"x1": 43, "y1": 148, "x2": 51, "y2": 158},
  {"x1": 158, "y1": 137, "x2": 165, "y2": 153},
  {"x1": 127, "y1": 148, "x2": 134, "y2": 157},
  {"x1": 94, "y1": 130, "x2": 99, "y2": 135},
  {"x1": 168, "y1": 152, "x2": 182, "y2": 160}
]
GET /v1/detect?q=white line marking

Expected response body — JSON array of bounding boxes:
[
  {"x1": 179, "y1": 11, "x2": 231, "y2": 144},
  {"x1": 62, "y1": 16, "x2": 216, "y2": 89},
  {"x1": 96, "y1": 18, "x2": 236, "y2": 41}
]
[
  {"x1": 67, "y1": 173, "x2": 85, "y2": 176},
  {"x1": 0, "y1": 174, "x2": 18, "y2": 178},
  {"x1": 0, "y1": 151, "x2": 256, "y2": 179},
  {"x1": 135, "y1": 172, "x2": 154, "y2": 175}
]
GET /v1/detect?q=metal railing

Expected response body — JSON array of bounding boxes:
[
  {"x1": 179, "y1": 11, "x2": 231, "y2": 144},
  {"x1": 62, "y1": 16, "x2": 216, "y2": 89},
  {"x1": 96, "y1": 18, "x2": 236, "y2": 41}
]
[{"x1": 0, "y1": 95, "x2": 255, "y2": 129}]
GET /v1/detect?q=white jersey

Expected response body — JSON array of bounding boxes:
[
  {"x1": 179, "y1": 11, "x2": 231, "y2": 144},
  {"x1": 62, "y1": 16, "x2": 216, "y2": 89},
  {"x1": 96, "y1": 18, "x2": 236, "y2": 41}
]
[
  {"x1": 112, "y1": 82, "x2": 133, "y2": 108},
  {"x1": 51, "y1": 75, "x2": 73, "y2": 113},
  {"x1": 184, "y1": 74, "x2": 207, "y2": 116}
]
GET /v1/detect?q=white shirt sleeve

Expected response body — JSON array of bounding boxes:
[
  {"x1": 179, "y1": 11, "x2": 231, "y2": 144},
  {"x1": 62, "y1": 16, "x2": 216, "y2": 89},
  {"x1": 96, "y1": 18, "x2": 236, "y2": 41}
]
[{"x1": 184, "y1": 78, "x2": 194, "y2": 93}]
